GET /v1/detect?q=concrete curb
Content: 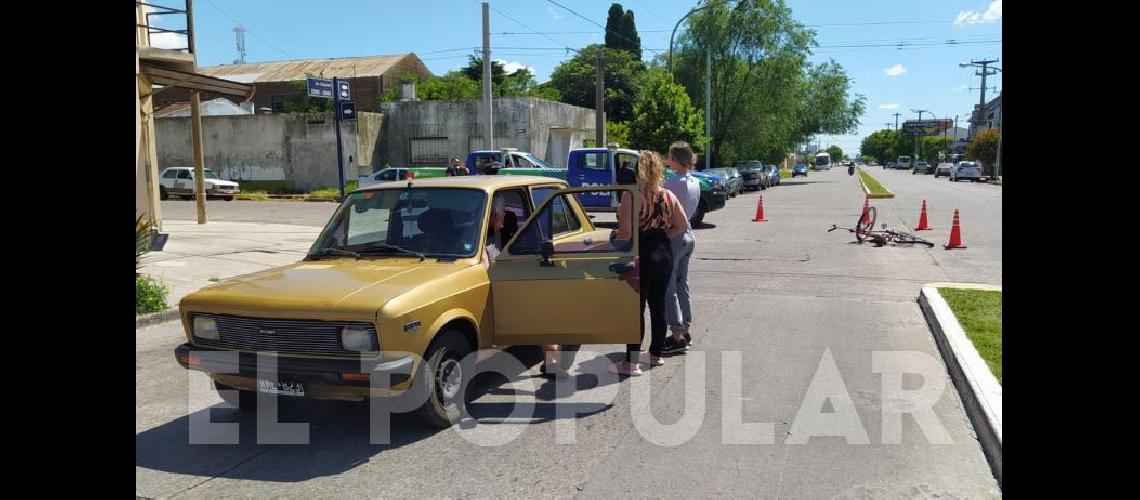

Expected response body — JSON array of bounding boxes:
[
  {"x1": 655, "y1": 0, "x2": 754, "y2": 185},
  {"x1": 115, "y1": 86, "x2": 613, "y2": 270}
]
[
  {"x1": 857, "y1": 169, "x2": 895, "y2": 199},
  {"x1": 919, "y1": 284, "x2": 1002, "y2": 486},
  {"x1": 136, "y1": 308, "x2": 180, "y2": 329}
]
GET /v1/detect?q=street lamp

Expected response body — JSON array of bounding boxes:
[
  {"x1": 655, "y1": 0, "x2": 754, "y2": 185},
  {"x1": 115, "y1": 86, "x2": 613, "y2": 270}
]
[
  {"x1": 668, "y1": 0, "x2": 735, "y2": 75},
  {"x1": 668, "y1": 0, "x2": 736, "y2": 171}
]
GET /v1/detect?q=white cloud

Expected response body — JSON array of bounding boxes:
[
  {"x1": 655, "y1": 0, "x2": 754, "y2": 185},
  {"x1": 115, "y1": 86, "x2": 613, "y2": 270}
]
[
  {"x1": 149, "y1": 32, "x2": 188, "y2": 50},
  {"x1": 955, "y1": 0, "x2": 1002, "y2": 25},
  {"x1": 496, "y1": 59, "x2": 535, "y2": 75},
  {"x1": 878, "y1": 103, "x2": 899, "y2": 110},
  {"x1": 547, "y1": 6, "x2": 565, "y2": 20},
  {"x1": 952, "y1": 83, "x2": 968, "y2": 92},
  {"x1": 884, "y1": 64, "x2": 907, "y2": 77}
]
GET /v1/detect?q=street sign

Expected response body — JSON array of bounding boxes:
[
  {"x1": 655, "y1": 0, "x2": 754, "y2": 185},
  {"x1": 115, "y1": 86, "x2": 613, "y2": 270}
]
[
  {"x1": 306, "y1": 77, "x2": 333, "y2": 98},
  {"x1": 337, "y1": 80, "x2": 351, "y2": 100},
  {"x1": 339, "y1": 101, "x2": 356, "y2": 121}
]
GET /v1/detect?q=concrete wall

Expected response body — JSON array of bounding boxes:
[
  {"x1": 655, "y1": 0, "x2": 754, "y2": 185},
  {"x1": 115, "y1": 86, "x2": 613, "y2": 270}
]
[
  {"x1": 377, "y1": 97, "x2": 595, "y2": 168},
  {"x1": 155, "y1": 112, "x2": 377, "y2": 191}
]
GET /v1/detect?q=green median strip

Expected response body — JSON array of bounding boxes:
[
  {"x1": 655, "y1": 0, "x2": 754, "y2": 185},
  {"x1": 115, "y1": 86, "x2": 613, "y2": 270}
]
[
  {"x1": 857, "y1": 168, "x2": 893, "y2": 198},
  {"x1": 938, "y1": 288, "x2": 1002, "y2": 385}
]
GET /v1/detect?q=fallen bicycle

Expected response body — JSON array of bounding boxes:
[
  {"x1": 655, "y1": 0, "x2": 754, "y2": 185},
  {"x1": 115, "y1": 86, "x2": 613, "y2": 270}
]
[{"x1": 828, "y1": 206, "x2": 935, "y2": 247}]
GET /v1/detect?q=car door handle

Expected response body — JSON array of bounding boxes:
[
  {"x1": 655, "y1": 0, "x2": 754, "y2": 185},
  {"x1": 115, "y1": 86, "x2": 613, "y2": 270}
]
[
  {"x1": 608, "y1": 261, "x2": 636, "y2": 274},
  {"x1": 577, "y1": 175, "x2": 585, "y2": 179}
]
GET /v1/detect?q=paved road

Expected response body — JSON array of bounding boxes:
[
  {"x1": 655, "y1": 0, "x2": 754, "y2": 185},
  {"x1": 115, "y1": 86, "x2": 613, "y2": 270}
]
[
  {"x1": 161, "y1": 199, "x2": 338, "y2": 227},
  {"x1": 138, "y1": 169, "x2": 1001, "y2": 497}
]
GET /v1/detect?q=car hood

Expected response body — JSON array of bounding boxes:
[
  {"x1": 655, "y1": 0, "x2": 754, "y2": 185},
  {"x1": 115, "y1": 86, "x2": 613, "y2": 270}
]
[
  {"x1": 205, "y1": 179, "x2": 239, "y2": 187},
  {"x1": 180, "y1": 258, "x2": 469, "y2": 320}
]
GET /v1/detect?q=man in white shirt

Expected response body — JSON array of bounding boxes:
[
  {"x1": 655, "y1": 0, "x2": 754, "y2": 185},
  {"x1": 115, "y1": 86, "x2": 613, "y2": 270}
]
[{"x1": 662, "y1": 142, "x2": 700, "y2": 354}]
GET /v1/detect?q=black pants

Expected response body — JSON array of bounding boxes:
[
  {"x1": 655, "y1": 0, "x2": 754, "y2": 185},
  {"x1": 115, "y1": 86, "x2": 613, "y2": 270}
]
[{"x1": 627, "y1": 230, "x2": 674, "y2": 360}]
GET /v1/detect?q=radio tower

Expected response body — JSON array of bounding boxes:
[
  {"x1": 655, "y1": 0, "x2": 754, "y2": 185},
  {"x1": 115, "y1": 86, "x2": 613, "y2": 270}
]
[{"x1": 233, "y1": 25, "x2": 247, "y2": 64}]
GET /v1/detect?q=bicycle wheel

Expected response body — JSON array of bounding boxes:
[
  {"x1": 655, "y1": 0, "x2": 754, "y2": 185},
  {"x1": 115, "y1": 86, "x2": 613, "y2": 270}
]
[{"x1": 855, "y1": 206, "x2": 876, "y2": 243}]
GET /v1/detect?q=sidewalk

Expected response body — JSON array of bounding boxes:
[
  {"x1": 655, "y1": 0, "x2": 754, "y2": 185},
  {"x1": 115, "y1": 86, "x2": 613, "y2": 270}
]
[{"x1": 139, "y1": 220, "x2": 322, "y2": 310}]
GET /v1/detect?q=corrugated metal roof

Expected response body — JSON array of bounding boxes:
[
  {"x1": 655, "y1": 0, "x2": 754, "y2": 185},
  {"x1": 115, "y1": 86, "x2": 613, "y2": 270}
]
[{"x1": 197, "y1": 54, "x2": 421, "y2": 83}]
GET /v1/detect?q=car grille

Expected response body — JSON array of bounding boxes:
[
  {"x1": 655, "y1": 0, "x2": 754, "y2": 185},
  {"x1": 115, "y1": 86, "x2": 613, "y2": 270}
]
[{"x1": 191, "y1": 314, "x2": 378, "y2": 357}]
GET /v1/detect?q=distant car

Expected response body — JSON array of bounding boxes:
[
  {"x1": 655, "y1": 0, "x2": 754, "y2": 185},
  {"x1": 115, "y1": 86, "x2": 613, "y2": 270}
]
[
  {"x1": 358, "y1": 167, "x2": 412, "y2": 188},
  {"x1": 709, "y1": 168, "x2": 744, "y2": 197},
  {"x1": 737, "y1": 161, "x2": 767, "y2": 191},
  {"x1": 912, "y1": 161, "x2": 932, "y2": 175},
  {"x1": 159, "y1": 167, "x2": 240, "y2": 201},
  {"x1": 949, "y1": 161, "x2": 983, "y2": 182},
  {"x1": 766, "y1": 165, "x2": 781, "y2": 186},
  {"x1": 792, "y1": 163, "x2": 809, "y2": 177},
  {"x1": 933, "y1": 162, "x2": 954, "y2": 178}
]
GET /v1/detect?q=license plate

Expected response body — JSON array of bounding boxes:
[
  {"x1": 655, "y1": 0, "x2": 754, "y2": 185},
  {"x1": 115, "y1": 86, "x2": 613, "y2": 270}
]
[{"x1": 257, "y1": 379, "x2": 305, "y2": 396}]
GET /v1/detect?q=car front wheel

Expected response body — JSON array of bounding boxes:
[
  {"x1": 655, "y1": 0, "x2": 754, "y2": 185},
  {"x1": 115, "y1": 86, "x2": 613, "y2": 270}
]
[
  {"x1": 413, "y1": 330, "x2": 473, "y2": 428},
  {"x1": 160, "y1": 186, "x2": 169, "y2": 200}
]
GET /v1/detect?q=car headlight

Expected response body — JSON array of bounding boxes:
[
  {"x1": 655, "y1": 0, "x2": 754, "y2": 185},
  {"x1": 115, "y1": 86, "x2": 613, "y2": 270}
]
[
  {"x1": 193, "y1": 316, "x2": 219, "y2": 340},
  {"x1": 341, "y1": 326, "x2": 375, "y2": 352}
]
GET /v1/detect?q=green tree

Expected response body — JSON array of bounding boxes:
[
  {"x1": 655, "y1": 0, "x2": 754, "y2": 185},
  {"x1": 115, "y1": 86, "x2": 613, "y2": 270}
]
[
  {"x1": 673, "y1": 0, "x2": 862, "y2": 166},
  {"x1": 628, "y1": 67, "x2": 706, "y2": 153},
  {"x1": 605, "y1": 4, "x2": 625, "y2": 50},
  {"x1": 417, "y1": 71, "x2": 481, "y2": 100},
  {"x1": 461, "y1": 55, "x2": 506, "y2": 86},
  {"x1": 860, "y1": 129, "x2": 898, "y2": 163},
  {"x1": 620, "y1": 10, "x2": 642, "y2": 60},
  {"x1": 965, "y1": 128, "x2": 1000, "y2": 167},
  {"x1": 607, "y1": 121, "x2": 631, "y2": 148},
  {"x1": 548, "y1": 44, "x2": 645, "y2": 122},
  {"x1": 826, "y1": 146, "x2": 843, "y2": 161}
]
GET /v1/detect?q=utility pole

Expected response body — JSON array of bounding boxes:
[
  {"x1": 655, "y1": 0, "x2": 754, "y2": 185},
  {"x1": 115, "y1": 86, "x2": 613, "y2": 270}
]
[
  {"x1": 892, "y1": 112, "x2": 902, "y2": 130},
  {"x1": 994, "y1": 91, "x2": 1002, "y2": 178},
  {"x1": 595, "y1": 49, "x2": 605, "y2": 146},
  {"x1": 482, "y1": 2, "x2": 493, "y2": 150},
  {"x1": 190, "y1": 90, "x2": 207, "y2": 224},
  {"x1": 963, "y1": 58, "x2": 999, "y2": 138},
  {"x1": 705, "y1": 50, "x2": 711, "y2": 170},
  {"x1": 333, "y1": 76, "x2": 346, "y2": 200}
]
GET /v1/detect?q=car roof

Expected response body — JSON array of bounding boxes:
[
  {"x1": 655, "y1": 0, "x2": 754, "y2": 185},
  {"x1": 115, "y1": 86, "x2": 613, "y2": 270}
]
[{"x1": 354, "y1": 175, "x2": 568, "y2": 193}]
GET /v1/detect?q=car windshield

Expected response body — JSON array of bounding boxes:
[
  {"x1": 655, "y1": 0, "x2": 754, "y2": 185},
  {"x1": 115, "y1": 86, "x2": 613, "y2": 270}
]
[
  {"x1": 521, "y1": 153, "x2": 553, "y2": 169},
  {"x1": 959, "y1": 162, "x2": 977, "y2": 169},
  {"x1": 203, "y1": 169, "x2": 219, "y2": 179},
  {"x1": 309, "y1": 187, "x2": 488, "y2": 259}
]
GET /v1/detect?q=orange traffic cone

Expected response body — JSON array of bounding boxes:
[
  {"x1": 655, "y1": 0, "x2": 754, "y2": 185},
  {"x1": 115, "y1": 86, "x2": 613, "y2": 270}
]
[
  {"x1": 944, "y1": 209, "x2": 967, "y2": 249},
  {"x1": 914, "y1": 200, "x2": 932, "y2": 231},
  {"x1": 860, "y1": 195, "x2": 871, "y2": 224},
  {"x1": 752, "y1": 195, "x2": 768, "y2": 222}
]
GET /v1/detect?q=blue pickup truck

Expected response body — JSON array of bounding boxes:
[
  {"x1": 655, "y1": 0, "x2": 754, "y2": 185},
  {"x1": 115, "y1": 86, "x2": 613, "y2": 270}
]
[{"x1": 566, "y1": 147, "x2": 726, "y2": 225}]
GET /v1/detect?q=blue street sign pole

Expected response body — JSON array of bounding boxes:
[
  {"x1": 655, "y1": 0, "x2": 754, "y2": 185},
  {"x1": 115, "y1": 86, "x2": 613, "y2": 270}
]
[{"x1": 333, "y1": 76, "x2": 346, "y2": 201}]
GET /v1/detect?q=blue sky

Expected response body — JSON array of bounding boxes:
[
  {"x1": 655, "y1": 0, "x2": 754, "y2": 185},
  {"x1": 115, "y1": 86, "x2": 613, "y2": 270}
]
[{"x1": 153, "y1": 0, "x2": 1001, "y2": 156}]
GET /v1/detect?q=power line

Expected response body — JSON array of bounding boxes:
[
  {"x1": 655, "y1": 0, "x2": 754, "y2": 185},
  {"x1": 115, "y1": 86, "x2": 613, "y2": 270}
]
[
  {"x1": 477, "y1": 0, "x2": 580, "y2": 55},
  {"x1": 203, "y1": 0, "x2": 294, "y2": 60},
  {"x1": 544, "y1": 0, "x2": 662, "y2": 54}
]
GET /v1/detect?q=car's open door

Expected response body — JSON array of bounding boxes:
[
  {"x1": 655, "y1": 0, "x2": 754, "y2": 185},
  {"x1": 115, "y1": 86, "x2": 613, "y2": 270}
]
[{"x1": 488, "y1": 186, "x2": 639, "y2": 346}]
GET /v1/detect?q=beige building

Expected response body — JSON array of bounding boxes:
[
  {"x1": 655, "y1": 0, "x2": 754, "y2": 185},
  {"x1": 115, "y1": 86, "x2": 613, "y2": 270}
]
[{"x1": 136, "y1": 0, "x2": 252, "y2": 230}]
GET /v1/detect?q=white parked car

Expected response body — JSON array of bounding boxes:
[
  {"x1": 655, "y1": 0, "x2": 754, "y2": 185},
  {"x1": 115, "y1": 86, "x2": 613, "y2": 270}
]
[
  {"x1": 358, "y1": 168, "x2": 412, "y2": 189},
  {"x1": 949, "y1": 161, "x2": 983, "y2": 182},
  {"x1": 933, "y1": 162, "x2": 954, "y2": 178},
  {"x1": 159, "y1": 167, "x2": 240, "y2": 201}
]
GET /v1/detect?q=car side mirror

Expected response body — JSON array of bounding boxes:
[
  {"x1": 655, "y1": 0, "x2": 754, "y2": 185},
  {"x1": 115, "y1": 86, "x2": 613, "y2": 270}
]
[{"x1": 540, "y1": 240, "x2": 555, "y2": 267}]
